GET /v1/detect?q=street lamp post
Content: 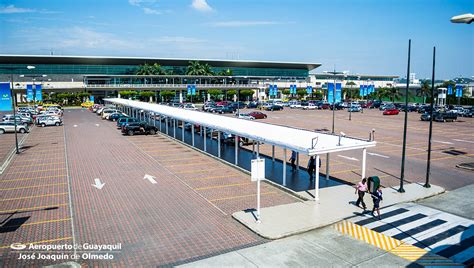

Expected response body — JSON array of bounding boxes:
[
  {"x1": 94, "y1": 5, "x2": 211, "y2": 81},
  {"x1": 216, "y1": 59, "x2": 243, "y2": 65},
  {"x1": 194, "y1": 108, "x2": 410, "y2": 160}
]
[
  {"x1": 425, "y1": 47, "x2": 436, "y2": 188},
  {"x1": 0, "y1": 65, "x2": 36, "y2": 154},
  {"x1": 399, "y1": 39, "x2": 412, "y2": 193}
]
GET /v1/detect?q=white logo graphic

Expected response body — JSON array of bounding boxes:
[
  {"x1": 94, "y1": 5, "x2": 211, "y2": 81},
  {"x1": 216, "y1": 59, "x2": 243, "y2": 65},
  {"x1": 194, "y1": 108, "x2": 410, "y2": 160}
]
[{"x1": 10, "y1": 243, "x2": 27, "y2": 250}]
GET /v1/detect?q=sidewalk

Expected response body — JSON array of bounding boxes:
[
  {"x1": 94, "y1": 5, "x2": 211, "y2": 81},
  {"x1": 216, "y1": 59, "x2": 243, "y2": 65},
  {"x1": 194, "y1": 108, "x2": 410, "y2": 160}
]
[{"x1": 233, "y1": 182, "x2": 444, "y2": 239}]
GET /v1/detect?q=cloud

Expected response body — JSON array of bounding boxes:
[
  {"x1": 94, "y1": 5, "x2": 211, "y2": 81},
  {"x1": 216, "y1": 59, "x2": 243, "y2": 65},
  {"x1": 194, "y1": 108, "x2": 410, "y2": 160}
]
[
  {"x1": 154, "y1": 36, "x2": 206, "y2": 44},
  {"x1": 143, "y1": 7, "x2": 161, "y2": 15},
  {"x1": 0, "y1": 4, "x2": 35, "y2": 14},
  {"x1": 191, "y1": 0, "x2": 213, "y2": 12},
  {"x1": 209, "y1": 20, "x2": 282, "y2": 27}
]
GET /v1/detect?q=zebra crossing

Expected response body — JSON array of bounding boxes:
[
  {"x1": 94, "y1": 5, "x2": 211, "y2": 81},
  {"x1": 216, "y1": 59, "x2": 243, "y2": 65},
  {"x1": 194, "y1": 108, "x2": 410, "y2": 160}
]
[{"x1": 350, "y1": 203, "x2": 474, "y2": 266}]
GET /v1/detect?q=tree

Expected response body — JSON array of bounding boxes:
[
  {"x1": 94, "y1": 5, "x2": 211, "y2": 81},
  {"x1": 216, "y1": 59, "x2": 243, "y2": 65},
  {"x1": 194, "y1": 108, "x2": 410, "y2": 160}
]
[
  {"x1": 296, "y1": 89, "x2": 306, "y2": 99},
  {"x1": 136, "y1": 63, "x2": 166, "y2": 75},
  {"x1": 119, "y1": 90, "x2": 137, "y2": 99},
  {"x1": 139, "y1": 91, "x2": 155, "y2": 102},
  {"x1": 186, "y1": 61, "x2": 214, "y2": 76},
  {"x1": 375, "y1": 87, "x2": 391, "y2": 101},
  {"x1": 418, "y1": 80, "x2": 431, "y2": 103},
  {"x1": 282, "y1": 89, "x2": 291, "y2": 95},
  {"x1": 239, "y1": 89, "x2": 254, "y2": 101},
  {"x1": 208, "y1": 89, "x2": 222, "y2": 99},
  {"x1": 388, "y1": 87, "x2": 402, "y2": 102},
  {"x1": 160, "y1": 90, "x2": 175, "y2": 102},
  {"x1": 218, "y1": 69, "x2": 233, "y2": 76}
]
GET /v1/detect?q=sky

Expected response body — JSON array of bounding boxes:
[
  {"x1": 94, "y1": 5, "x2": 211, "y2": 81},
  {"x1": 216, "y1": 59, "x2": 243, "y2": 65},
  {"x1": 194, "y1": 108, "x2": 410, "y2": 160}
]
[{"x1": 0, "y1": 0, "x2": 472, "y2": 79}]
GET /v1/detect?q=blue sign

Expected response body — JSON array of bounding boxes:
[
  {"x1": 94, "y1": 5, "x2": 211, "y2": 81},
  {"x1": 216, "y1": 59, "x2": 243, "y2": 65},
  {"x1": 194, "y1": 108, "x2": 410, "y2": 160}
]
[
  {"x1": 447, "y1": 85, "x2": 453, "y2": 95},
  {"x1": 274, "y1": 85, "x2": 278, "y2": 96},
  {"x1": 191, "y1": 84, "x2": 196, "y2": 95},
  {"x1": 335, "y1": 83, "x2": 342, "y2": 103},
  {"x1": 187, "y1": 85, "x2": 191, "y2": 95},
  {"x1": 90, "y1": 95, "x2": 94, "y2": 102},
  {"x1": 0, "y1": 83, "x2": 12, "y2": 111},
  {"x1": 328, "y1": 83, "x2": 335, "y2": 104},
  {"x1": 306, "y1": 86, "x2": 313, "y2": 94},
  {"x1": 455, "y1": 85, "x2": 463, "y2": 97},
  {"x1": 359, "y1": 85, "x2": 363, "y2": 97},
  {"x1": 27, "y1": 84, "x2": 34, "y2": 102},
  {"x1": 363, "y1": 85, "x2": 369, "y2": 97},
  {"x1": 35, "y1": 84, "x2": 42, "y2": 102}
]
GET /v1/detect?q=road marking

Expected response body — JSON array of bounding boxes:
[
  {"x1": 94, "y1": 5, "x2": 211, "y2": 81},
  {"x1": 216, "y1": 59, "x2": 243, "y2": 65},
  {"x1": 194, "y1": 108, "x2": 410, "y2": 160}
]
[
  {"x1": 1, "y1": 175, "x2": 65, "y2": 183},
  {"x1": 73, "y1": 125, "x2": 78, "y2": 127},
  {"x1": 5, "y1": 167, "x2": 66, "y2": 175},
  {"x1": 337, "y1": 155, "x2": 359, "y2": 161},
  {"x1": 209, "y1": 192, "x2": 276, "y2": 202},
  {"x1": 10, "y1": 162, "x2": 66, "y2": 169},
  {"x1": 0, "y1": 203, "x2": 68, "y2": 214},
  {"x1": 334, "y1": 221, "x2": 461, "y2": 266},
  {"x1": 433, "y1": 140, "x2": 454, "y2": 145},
  {"x1": 367, "y1": 152, "x2": 390, "y2": 158},
  {"x1": 331, "y1": 169, "x2": 359, "y2": 175},
  {"x1": 0, "y1": 192, "x2": 67, "y2": 202},
  {"x1": 174, "y1": 168, "x2": 230, "y2": 174},
  {"x1": 190, "y1": 174, "x2": 241, "y2": 181},
  {"x1": 95, "y1": 124, "x2": 100, "y2": 127},
  {"x1": 0, "y1": 182, "x2": 67, "y2": 191},
  {"x1": 453, "y1": 139, "x2": 474, "y2": 144},
  {"x1": 165, "y1": 161, "x2": 213, "y2": 168},
  {"x1": 0, "y1": 237, "x2": 73, "y2": 249},
  {"x1": 92, "y1": 178, "x2": 105, "y2": 189},
  {"x1": 143, "y1": 174, "x2": 157, "y2": 184},
  {"x1": 194, "y1": 182, "x2": 252, "y2": 191}
]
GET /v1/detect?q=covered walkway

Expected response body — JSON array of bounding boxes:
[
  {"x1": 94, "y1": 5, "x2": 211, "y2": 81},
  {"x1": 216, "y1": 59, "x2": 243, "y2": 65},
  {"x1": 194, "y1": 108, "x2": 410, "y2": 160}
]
[{"x1": 104, "y1": 98, "x2": 376, "y2": 200}]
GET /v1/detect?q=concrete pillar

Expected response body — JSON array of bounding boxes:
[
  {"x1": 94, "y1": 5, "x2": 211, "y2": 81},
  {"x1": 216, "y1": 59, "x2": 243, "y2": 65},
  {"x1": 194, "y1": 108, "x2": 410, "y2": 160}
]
[
  {"x1": 203, "y1": 126, "x2": 207, "y2": 151},
  {"x1": 207, "y1": 93, "x2": 210, "y2": 102},
  {"x1": 166, "y1": 118, "x2": 169, "y2": 135},
  {"x1": 252, "y1": 142, "x2": 255, "y2": 155},
  {"x1": 272, "y1": 145, "x2": 275, "y2": 162},
  {"x1": 179, "y1": 91, "x2": 183, "y2": 103},
  {"x1": 296, "y1": 152, "x2": 299, "y2": 170},
  {"x1": 218, "y1": 131, "x2": 221, "y2": 158},
  {"x1": 283, "y1": 148, "x2": 287, "y2": 186},
  {"x1": 326, "y1": 153, "x2": 330, "y2": 180},
  {"x1": 173, "y1": 119, "x2": 176, "y2": 138},
  {"x1": 159, "y1": 115, "x2": 162, "y2": 132},
  {"x1": 235, "y1": 135, "x2": 239, "y2": 165},
  {"x1": 182, "y1": 121, "x2": 185, "y2": 142},
  {"x1": 256, "y1": 142, "x2": 260, "y2": 158},
  {"x1": 315, "y1": 155, "x2": 320, "y2": 201},
  {"x1": 192, "y1": 125, "x2": 195, "y2": 146}
]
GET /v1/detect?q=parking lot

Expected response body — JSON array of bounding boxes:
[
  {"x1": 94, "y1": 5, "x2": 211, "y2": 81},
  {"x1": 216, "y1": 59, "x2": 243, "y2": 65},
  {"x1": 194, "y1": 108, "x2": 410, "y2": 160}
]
[
  {"x1": 0, "y1": 109, "x2": 300, "y2": 267},
  {"x1": 228, "y1": 107, "x2": 474, "y2": 190}
]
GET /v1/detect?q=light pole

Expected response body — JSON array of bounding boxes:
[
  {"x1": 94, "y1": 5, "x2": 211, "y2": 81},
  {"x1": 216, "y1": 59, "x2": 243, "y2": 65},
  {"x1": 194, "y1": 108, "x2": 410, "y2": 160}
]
[
  {"x1": 399, "y1": 39, "x2": 411, "y2": 193},
  {"x1": 323, "y1": 70, "x2": 344, "y2": 133},
  {"x1": 0, "y1": 65, "x2": 36, "y2": 154},
  {"x1": 425, "y1": 46, "x2": 436, "y2": 188}
]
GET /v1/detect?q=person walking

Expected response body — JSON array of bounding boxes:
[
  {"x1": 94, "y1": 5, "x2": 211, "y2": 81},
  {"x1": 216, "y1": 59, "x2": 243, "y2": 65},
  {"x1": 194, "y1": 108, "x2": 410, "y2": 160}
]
[
  {"x1": 307, "y1": 156, "x2": 316, "y2": 180},
  {"x1": 289, "y1": 151, "x2": 297, "y2": 171},
  {"x1": 354, "y1": 178, "x2": 368, "y2": 210},
  {"x1": 371, "y1": 186, "x2": 383, "y2": 220}
]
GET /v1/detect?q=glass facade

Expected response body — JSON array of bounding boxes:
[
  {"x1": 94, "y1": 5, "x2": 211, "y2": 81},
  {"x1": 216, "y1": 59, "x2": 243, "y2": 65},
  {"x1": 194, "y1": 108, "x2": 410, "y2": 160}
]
[{"x1": 0, "y1": 64, "x2": 309, "y2": 77}]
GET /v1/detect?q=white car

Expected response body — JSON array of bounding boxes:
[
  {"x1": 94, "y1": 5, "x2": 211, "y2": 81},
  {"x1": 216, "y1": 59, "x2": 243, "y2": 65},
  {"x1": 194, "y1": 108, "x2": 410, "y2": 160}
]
[
  {"x1": 183, "y1": 103, "x2": 197, "y2": 110},
  {"x1": 101, "y1": 109, "x2": 119, "y2": 119},
  {"x1": 302, "y1": 103, "x2": 317, "y2": 110},
  {"x1": 37, "y1": 116, "x2": 62, "y2": 127},
  {"x1": 289, "y1": 102, "x2": 302, "y2": 109},
  {"x1": 235, "y1": 113, "x2": 255, "y2": 120}
]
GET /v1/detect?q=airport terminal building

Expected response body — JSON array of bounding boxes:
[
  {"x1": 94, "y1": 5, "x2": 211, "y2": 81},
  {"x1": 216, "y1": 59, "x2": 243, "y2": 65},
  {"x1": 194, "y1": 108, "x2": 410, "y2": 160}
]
[{"x1": 0, "y1": 55, "x2": 398, "y2": 102}]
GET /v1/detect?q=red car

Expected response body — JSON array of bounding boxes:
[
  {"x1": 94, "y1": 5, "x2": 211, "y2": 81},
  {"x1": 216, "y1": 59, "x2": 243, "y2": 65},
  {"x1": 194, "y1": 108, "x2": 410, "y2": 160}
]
[
  {"x1": 383, "y1": 108, "x2": 399, "y2": 115},
  {"x1": 248, "y1": 111, "x2": 267, "y2": 119},
  {"x1": 321, "y1": 103, "x2": 330, "y2": 109}
]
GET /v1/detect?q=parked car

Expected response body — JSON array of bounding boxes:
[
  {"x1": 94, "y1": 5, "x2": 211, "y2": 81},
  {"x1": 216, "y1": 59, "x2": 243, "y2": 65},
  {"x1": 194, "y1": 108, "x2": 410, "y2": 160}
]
[
  {"x1": 248, "y1": 111, "x2": 267, "y2": 119},
  {"x1": 380, "y1": 103, "x2": 396, "y2": 111},
  {"x1": 348, "y1": 105, "x2": 362, "y2": 112},
  {"x1": 329, "y1": 103, "x2": 345, "y2": 110},
  {"x1": 289, "y1": 101, "x2": 302, "y2": 109},
  {"x1": 183, "y1": 103, "x2": 198, "y2": 110},
  {"x1": 246, "y1": 102, "x2": 259, "y2": 109},
  {"x1": 37, "y1": 116, "x2": 62, "y2": 127},
  {"x1": 235, "y1": 113, "x2": 255, "y2": 120},
  {"x1": 2, "y1": 114, "x2": 32, "y2": 125},
  {"x1": 121, "y1": 122, "x2": 158, "y2": 136},
  {"x1": 383, "y1": 108, "x2": 400, "y2": 115},
  {"x1": 320, "y1": 103, "x2": 331, "y2": 109},
  {"x1": 116, "y1": 117, "x2": 139, "y2": 128},
  {"x1": 0, "y1": 122, "x2": 29, "y2": 134},
  {"x1": 434, "y1": 112, "x2": 458, "y2": 122},
  {"x1": 212, "y1": 105, "x2": 235, "y2": 114},
  {"x1": 265, "y1": 104, "x2": 283, "y2": 111},
  {"x1": 229, "y1": 102, "x2": 247, "y2": 109},
  {"x1": 102, "y1": 109, "x2": 120, "y2": 119},
  {"x1": 108, "y1": 113, "x2": 127, "y2": 121},
  {"x1": 302, "y1": 103, "x2": 317, "y2": 110},
  {"x1": 202, "y1": 102, "x2": 215, "y2": 112}
]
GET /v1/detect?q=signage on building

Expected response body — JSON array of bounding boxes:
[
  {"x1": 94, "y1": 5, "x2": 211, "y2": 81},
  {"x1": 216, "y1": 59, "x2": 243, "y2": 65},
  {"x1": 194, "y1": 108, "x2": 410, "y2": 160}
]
[{"x1": 0, "y1": 83, "x2": 12, "y2": 111}]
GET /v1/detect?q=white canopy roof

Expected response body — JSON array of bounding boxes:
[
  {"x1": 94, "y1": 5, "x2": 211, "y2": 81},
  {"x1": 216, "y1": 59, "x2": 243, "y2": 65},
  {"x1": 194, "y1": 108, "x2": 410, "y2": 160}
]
[{"x1": 104, "y1": 98, "x2": 376, "y2": 155}]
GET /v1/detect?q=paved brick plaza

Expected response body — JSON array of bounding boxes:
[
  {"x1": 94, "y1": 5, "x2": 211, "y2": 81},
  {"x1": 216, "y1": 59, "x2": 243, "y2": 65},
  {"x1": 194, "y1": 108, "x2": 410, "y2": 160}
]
[{"x1": 0, "y1": 109, "x2": 299, "y2": 267}]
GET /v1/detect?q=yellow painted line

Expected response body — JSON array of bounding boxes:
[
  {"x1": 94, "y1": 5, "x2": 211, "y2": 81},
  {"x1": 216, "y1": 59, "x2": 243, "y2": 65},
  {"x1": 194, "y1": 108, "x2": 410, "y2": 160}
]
[
  {"x1": 0, "y1": 182, "x2": 67, "y2": 191},
  {"x1": 0, "y1": 192, "x2": 68, "y2": 202},
  {"x1": 209, "y1": 192, "x2": 276, "y2": 202},
  {"x1": 166, "y1": 161, "x2": 214, "y2": 168},
  {"x1": 174, "y1": 168, "x2": 229, "y2": 174},
  {"x1": 1, "y1": 175, "x2": 65, "y2": 183},
  {"x1": 334, "y1": 221, "x2": 461, "y2": 266},
  {"x1": 0, "y1": 237, "x2": 73, "y2": 249},
  {"x1": 5, "y1": 168, "x2": 66, "y2": 175},
  {"x1": 194, "y1": 182, "x2": 253, "y2": 191},
  {"x1": 159, "y1": 157, "x2": 200, "y2": 162},
  {"x1": 10, "y1": 162, "x2": 65, "y2": 169},
  {"x1": 332, "y1": 169, "x2": 359, "y2": 175},
  {"x1": 0, "y1": 203, "x2": 68, "y2": 214},
  {"x1": 190, "y1": 174, "x2": 242, "y2": 181},
  {"x1": 22, "y1": 218, "x2": 71, "y2": 227},
  {"x1": 143, "y1": 148, "x2": 186, "y2": 153}
]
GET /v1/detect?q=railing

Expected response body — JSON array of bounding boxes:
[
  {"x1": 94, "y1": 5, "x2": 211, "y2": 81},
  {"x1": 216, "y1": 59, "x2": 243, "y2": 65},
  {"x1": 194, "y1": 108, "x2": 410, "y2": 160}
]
[{"x1": 85, "y1": 84, "x2": 259, "y2": 89}]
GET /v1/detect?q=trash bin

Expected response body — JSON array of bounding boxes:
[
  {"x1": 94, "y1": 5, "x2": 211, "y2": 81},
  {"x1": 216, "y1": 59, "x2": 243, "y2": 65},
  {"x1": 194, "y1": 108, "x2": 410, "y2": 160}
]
[{"x1": 368, "y1": 176, "x2": 380, "y2": 194}]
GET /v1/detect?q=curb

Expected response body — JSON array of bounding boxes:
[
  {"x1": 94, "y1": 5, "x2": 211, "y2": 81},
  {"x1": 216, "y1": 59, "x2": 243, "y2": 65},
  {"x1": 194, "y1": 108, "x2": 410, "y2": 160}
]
[{"x1": 0, "y1": 131, "x2": 29, "y2": 174}]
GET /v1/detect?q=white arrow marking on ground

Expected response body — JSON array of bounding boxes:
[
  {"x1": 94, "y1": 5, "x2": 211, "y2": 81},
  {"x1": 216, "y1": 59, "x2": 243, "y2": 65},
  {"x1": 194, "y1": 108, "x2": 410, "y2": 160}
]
[
  {"x1": 433, "y1": 140, "x2": 454, "y2": 145},
  {"x1": 92, "y1": 178, "x2": 105, "y2": 189},
  {"x1": 144, "y1": 174, "x2": 157, "y2": 184},
  {"x1": 95, "y1": 124, "x2": 100, "y2": 127},
  {"x1": 73, "y1": 125, "x2": 78, "y2": 128},
  {"x1": 453, "y1": 139, "x2": 474, "y2": 144},
  {"x1": 367, "y1": 152, "x2": 390, "y2": 159},
  {"x1": 337, "y1": 155, "x2": 359, "y2": 161}
]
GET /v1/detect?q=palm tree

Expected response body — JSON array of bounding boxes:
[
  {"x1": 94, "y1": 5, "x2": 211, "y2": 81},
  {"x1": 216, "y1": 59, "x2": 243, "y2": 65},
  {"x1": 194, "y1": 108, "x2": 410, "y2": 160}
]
[
  {"x1": 388, "y1": 87, "x2": 403, "y2": 102},
  {"x1": 417, "y1": 80, "x2": 430, "y2": 103},
  {"x1": 376, "y1": 87, "x2": 391, "y2": 101},
  {"x1": 186, "y1": 61, "x2": 204, "y2": 75}
]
